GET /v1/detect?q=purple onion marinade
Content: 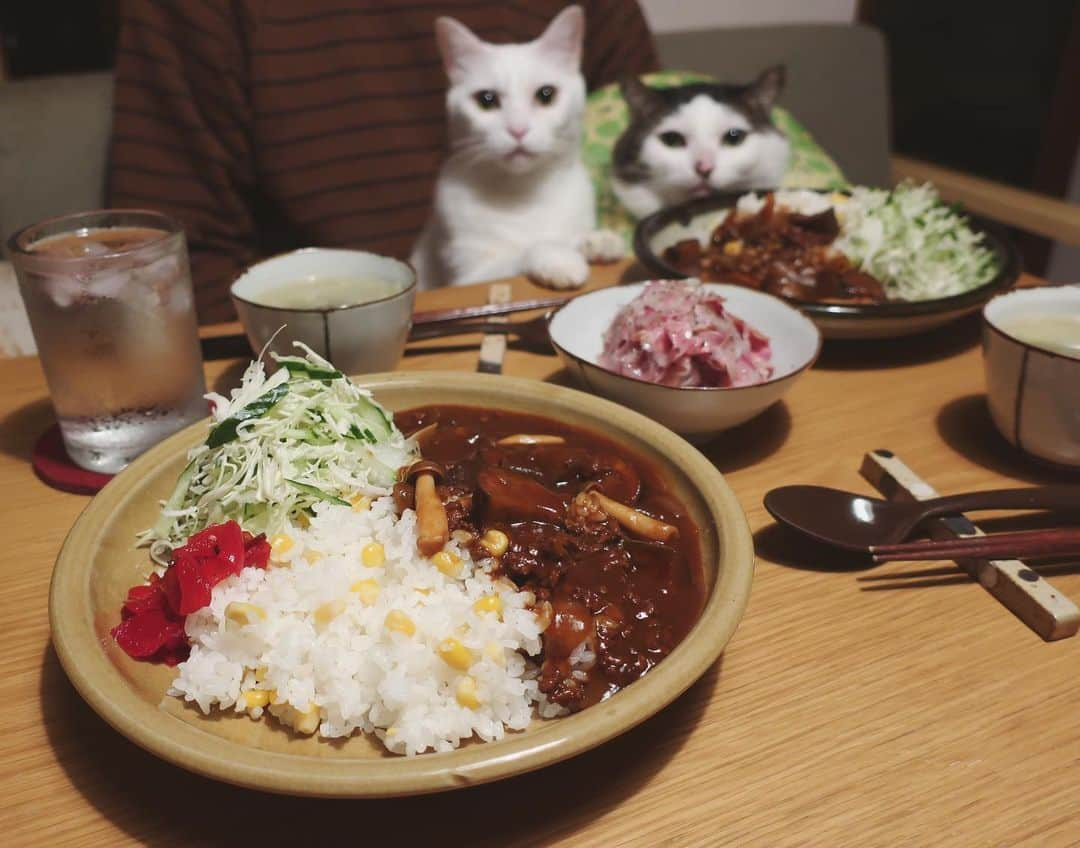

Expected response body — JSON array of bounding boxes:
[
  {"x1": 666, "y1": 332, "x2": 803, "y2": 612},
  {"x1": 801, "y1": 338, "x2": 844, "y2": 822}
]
[{"x1": 598, "y1": 281, "x2": 774, "y2": 388}]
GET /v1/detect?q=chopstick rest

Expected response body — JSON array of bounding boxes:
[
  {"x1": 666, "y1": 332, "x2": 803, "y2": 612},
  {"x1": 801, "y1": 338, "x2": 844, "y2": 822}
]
[
  {"x1": 860, "y1": 449, "x2": 1080, "y2": 642},
  {"x1": 477, "y1": 283, "x2": 512, "y2": 375}
]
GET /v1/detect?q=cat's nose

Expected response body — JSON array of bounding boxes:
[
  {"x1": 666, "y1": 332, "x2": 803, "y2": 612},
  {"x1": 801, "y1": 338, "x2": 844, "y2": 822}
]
[
  {"x1": 694, "y1": 160, "x2": 714, "y2": 178},
  {"x1": 507, "y1": 125, "x2": 529, "y2": 141}
]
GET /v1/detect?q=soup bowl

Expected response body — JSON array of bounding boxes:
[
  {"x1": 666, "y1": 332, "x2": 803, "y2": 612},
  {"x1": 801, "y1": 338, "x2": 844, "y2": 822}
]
[
  {"x1": 231, "y1": 248, "x2": 416, "y2": 374},
  {"x1": 983, "y1": 286, "x2": 1080, "y2": 469}
]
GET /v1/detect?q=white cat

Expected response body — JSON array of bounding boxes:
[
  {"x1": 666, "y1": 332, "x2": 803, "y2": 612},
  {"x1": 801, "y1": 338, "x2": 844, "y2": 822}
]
[
  {"x1": 612, "y1": 69, "x2": 791, "y2": 219},
  {"x1": 411, "y1": 5, "x2": 623, "y2": 290}
]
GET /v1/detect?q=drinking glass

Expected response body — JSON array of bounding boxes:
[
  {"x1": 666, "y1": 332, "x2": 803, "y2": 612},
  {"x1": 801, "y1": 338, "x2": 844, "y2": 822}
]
[{"x1": 9, "y1": 209, "x2": 207, "y2": 473}]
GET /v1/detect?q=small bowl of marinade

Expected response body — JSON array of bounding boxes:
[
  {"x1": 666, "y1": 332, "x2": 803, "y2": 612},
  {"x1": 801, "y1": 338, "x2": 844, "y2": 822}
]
[{"x1": 633, "y1": 183, "x2": 1020, "y2": 340}]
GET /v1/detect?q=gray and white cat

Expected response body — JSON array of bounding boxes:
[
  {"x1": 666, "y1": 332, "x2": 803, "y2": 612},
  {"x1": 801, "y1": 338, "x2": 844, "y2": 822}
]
[
  {"x1": 412, "y1": 5, "x2": 623, "y2": 290},
  {"x1": 612, "y1": 68, "x2": 791, "y2": 218}
]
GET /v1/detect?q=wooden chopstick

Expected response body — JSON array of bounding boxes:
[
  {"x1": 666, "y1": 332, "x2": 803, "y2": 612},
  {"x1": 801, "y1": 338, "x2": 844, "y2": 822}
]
[
  {"x1": 413, "y1": 296, "x2": 571, "y2": 326},
  {"x1": 860, "y1": 450, "x2": 1080, "y2": 641},
  {"x1": 873, "y1": 527, "x2": 1080, "y2": 563}
]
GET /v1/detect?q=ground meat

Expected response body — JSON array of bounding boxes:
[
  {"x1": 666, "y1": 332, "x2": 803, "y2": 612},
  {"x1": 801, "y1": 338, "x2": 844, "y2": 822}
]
[
  {"x1": 392, "y1": 405, "x2": 705, "y2": 712},
  {"x1": 663, "y1": 191, "x2": 887, "y2": 303}
]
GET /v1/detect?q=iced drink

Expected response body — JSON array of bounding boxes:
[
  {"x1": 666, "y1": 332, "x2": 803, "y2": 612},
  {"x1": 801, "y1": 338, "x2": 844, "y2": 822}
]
[{"x1": 10, "y1": 210, "x2": 207, "y2": 473}]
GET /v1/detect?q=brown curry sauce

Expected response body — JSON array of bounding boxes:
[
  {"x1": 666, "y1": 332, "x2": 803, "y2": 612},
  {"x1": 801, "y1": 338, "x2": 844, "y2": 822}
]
[{"x1": 393, "y1": 405, "x2": 705, "y2": 712}]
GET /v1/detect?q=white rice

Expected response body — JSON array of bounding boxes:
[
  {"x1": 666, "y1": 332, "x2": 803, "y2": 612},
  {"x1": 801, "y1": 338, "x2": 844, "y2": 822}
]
[{"x1": 168, "y1": 497, "x2": 563, "y2": 755}]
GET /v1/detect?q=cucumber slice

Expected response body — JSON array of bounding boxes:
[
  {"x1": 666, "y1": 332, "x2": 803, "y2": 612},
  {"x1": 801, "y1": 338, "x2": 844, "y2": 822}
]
[
  {"x1": 285, "y1": 478, "x2": 350, "y2": 507},
  {"x1": 352, "y1": 396, "x2": 394, "y2": 443}
]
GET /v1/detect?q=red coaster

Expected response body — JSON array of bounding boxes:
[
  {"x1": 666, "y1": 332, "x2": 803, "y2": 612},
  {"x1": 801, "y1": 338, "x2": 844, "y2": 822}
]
[{"x1": 32, "y1": 424, "x2": 114, "y2": 495}]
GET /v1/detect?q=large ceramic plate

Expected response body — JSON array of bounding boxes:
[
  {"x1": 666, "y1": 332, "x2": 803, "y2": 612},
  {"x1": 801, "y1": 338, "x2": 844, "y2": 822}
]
[
  {"x1": 634, "y1": 193, "x2": 1021, "y2": 340},
  {"x1": 49, "y1": 372, "x2": 754, "y2": 798}
]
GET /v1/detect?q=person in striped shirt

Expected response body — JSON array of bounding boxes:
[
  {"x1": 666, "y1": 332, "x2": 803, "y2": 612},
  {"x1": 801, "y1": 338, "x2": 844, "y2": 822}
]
[{"x1": 108, "y1": 1, "x2": 658, "y2": 323}]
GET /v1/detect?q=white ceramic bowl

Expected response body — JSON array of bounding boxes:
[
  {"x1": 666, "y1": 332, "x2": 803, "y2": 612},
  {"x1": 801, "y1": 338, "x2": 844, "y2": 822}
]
[
  {"x1": 548, "y1": 282, "x2": 821, "y2": 441},
  {"x1": 231, "y1": 248, "x2": 416, "y2": 374},
  {"x1": 983, "y1": 286, "x2": 1080, "y2": 469}
]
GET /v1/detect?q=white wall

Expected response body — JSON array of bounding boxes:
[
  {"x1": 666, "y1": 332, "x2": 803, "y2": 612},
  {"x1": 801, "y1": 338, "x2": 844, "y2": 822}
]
[{"x1": 639, "y1": 0, "x2": 856, "y2": 34}]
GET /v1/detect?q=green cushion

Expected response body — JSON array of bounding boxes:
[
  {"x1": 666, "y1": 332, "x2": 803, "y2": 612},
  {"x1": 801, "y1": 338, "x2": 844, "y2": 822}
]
[{"x1": 584, "y1": 71, "x2": 848, "y2": 237}]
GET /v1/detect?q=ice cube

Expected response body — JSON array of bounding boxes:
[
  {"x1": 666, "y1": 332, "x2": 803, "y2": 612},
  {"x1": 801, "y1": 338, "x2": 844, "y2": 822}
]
[{"x1": 43, "y1": 275, "x2": 84, "y2": 308}]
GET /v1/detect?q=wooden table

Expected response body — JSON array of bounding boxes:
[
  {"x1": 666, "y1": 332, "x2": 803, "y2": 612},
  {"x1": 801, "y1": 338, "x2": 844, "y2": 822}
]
[{"x1": 4, "y1": 263, "x2": 1078, "y2": 847}]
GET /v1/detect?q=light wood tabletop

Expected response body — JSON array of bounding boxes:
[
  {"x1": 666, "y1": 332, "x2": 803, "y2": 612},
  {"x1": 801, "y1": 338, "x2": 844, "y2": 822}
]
[{"x1": 3, "y1": 261, "x2": 1079, "y2": 847}]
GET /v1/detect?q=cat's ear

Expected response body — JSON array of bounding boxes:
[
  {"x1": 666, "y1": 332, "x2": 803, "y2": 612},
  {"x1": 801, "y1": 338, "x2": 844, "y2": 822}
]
[
  {"x1": 620, "y1": 76, "x2": 664, "y2": 118},
  {"x1": 745, "y1": 65, "x2": 785, "y2": 114},
  {"x1": 435, "y1": 16, "x2": 489, "y2": 83},
  {"x1": 535, "y1": 5, "x2": 584, "y2": 68}
]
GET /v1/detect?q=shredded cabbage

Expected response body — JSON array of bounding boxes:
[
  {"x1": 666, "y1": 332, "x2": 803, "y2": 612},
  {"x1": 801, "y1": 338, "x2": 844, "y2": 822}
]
[
  {"x1": 833, "y1": 181, "x2": 1000, "y2": 301},
  {"x1": 139, "y1": 343, "x2": 417, "y2": 559}
]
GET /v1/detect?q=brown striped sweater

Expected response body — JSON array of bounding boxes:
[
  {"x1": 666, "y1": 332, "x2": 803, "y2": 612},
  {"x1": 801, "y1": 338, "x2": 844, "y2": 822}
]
[{"x1": 107, "y1": 1, "x2": 658, "y2": 323}]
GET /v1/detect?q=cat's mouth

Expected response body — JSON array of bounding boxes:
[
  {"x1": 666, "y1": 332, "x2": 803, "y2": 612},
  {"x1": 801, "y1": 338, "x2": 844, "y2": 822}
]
[
  {"x1": 690, "y1": 183, "x2": 714, "y2": 198},
  {"x1": 506, "y1": 146, "x2": 536, "y2": 161}
]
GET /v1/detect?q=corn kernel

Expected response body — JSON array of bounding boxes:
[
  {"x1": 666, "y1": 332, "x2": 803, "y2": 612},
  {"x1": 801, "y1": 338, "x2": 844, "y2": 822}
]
[
  {"x1": 293, "y1": 705, "x2": 321, "y2": 735},
  {"x1": 350, "y1": 579, "x2": 380, "y2": 605},
  {"x1": 479, "y1": 529, "x2": 509, "y2": 558},
  {"x1": 437, "y1": 637, "x2": 474, "y2": 671},
  {"x1": 349, "y1": 493, "x2": 372, "y2": 512},
  {"x1": 362, "y1": 542, "x2": 385, "y2": 568},
  {"x1": 243, "y1": 689, "x2": 271, "y2": 709},
  {"x1": 723, "y1": 239, "x2": 743, "y2": 257},
  {"x1": 385, "y1": 609, "x2": 416, "y2": 636},
  {"x1": 269, "y1": 533, "x2": 294, "y2": 558},
  {"x1": 534, "y1": 600, "x2": 553, "y2": 631},
  {"x1": 473, "y1": 594, "x2": 503, "y2": 616},
  {"x1": 225, "y1": 602, "x2": 266, "y2": 626},
  {"x1": 432, "y1": 550, "x2": 463, "y2": 577},
  {"x1": 296, "y1": 513, "x2": 311, "y2": 529},
  {"x1": 483, "y1": 641, "x2": 505, "y2": 666},
  {"x1": 268, "y1": 688, "x2": 281, "y2": 704},
  {"x1": 304, "y1": 549, "x2": 324, "y2": 564},
  {"x1": 314, "y1": 599, "x2": 346, "y2": 627},
  {"x1": 456, "y1": 676, "x2": 481, "y2": 709}
]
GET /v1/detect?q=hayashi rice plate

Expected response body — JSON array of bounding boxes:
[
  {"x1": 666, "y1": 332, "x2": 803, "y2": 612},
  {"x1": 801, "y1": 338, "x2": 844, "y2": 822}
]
[
  {"x1": 103, "y1": 350, "x2": 706, "y2": 756},
  {"x1": 50, "y1": 368, "x2": 752, "y2": 795}
]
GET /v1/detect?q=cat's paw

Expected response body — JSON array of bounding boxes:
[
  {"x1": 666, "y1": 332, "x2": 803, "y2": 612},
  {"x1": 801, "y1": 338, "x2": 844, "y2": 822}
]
[
  {"x1": 522, "y1": 243, "x2": 589, "y2": 290},
  {"x1": 579, "y1": 229, "x2": 627, "y2": 264}
]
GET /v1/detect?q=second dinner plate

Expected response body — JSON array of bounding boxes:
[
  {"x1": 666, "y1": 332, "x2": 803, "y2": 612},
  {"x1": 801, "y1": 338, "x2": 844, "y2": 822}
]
[{"x1": 634, "y1": 192, "x2": 1021, "y2": 340}]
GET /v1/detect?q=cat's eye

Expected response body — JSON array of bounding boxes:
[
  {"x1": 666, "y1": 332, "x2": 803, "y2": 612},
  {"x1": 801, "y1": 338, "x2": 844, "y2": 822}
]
[
  {"x1": 723, "y1": 128, "x2": 747, "y2": 146},
  {"x1": 535, "y1": 85, "x2": 557, "y2": 106},
  {"x1": 474, "y1": 90, "x2": 500, "y2": 110},
  {"x1": 658, "y1": 131, "x2": 687, "y2": 148}
]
